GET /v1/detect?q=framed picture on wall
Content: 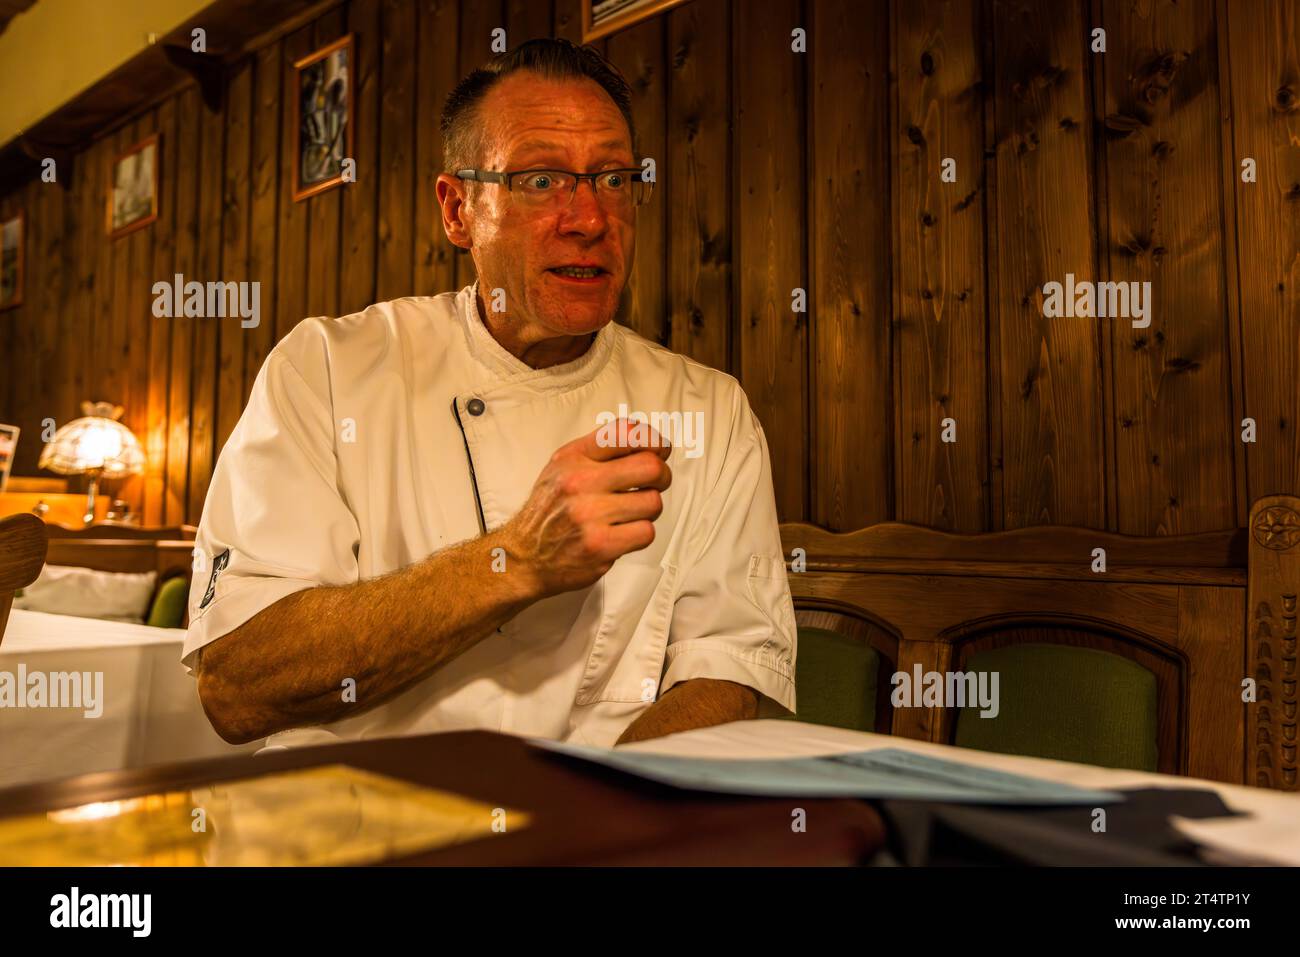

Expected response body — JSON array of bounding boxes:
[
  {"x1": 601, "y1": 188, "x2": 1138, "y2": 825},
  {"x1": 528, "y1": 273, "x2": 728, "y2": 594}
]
[
  {"x1": 294, "y1": 34, "x2": 354, "y2": 202},
  {"x1": 583, "y1": 0, "x2": 689, "y2": 42},
  {"x1": 107, "y1": 133, "x2": 160, "y2": 239},
  {"x1": 0, "y1": 424, "x2": 18, "y2": 492},
  {"x1": 0, "y1": 212, "x2": 22, "y2": 311}
]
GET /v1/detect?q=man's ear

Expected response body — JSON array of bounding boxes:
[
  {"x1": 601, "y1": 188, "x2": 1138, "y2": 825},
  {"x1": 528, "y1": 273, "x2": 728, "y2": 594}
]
[{"x1": 435, "y1": 173, "x2": 473, "y2": 250}]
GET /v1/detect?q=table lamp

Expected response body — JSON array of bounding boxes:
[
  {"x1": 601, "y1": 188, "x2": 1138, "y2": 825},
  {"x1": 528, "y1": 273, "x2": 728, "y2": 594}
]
[{"x1": 38, "y1": 401, "x2": 145, "y2": 525}]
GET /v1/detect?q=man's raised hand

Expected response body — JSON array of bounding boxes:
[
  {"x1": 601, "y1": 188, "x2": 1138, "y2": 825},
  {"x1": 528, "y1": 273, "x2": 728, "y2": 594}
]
[{"x1": 499, "y1": 418, "x2": 672, "y2": 596}]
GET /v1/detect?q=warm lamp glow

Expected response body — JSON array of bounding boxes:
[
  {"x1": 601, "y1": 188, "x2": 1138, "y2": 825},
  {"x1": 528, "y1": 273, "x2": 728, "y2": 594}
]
[
  {"x1": 39, "y1": 401, "x2": 144, "y2": 525},
  {"x1": 39, "y1": 401, "x2": 144, "y2": 477}
]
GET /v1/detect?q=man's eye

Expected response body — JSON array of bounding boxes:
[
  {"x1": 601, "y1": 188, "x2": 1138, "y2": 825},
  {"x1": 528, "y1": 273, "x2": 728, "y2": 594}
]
[
  {"x1": 521, "y1": 173, "x2": 556, "y2": 190},
  {"x1": 602, "y1": 173, "x2": 625, "y2": 188}
]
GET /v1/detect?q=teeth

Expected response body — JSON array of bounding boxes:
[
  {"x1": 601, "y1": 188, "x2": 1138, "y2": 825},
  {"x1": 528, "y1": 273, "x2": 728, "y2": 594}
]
[{"x1": 553, "y1": 267, "x2": 600, "y2": 278}]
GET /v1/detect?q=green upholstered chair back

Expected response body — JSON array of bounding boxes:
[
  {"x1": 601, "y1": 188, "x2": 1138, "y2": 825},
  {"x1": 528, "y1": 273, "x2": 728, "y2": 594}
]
[
  {"x1": 786, "y1": 609, "x2": 895, "y2": 733},
  {"x1": 146, "y1": 573, "x2": 190, "y2": 629},
  {"x1": 952, "y1": 641, "x2": 1160, "y2": 772}
]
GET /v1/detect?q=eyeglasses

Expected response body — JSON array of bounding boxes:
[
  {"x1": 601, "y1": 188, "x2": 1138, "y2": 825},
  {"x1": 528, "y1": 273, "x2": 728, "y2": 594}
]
[{"x1": 454, "y1": 167, "x2": 653, "y2": 211}]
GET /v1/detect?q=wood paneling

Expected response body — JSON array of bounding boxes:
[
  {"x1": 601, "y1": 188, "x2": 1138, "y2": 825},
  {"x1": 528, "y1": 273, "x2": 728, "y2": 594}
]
[
  {"x1": 1226, "y1": 0, "x2": 1300, "y2": 506},
  {"x1": 453, "y1": 0, "x2": 504, "y2": 291},
  {"x1": 305, "y1": 8, "x2": 347, "y2": 322},
  {"x1": 414, "y1": 0, "x2": 460, "y2": 297},
  {"x1": 245, "y1": 40, "x2": 284, "y2": 404},
  {"x1": 607, "y1": 14, "x2": 668, "y2": 344},
  {"x1": 990, "y1": 0, "x2": 1103, "y2": 530},
  {"x1": 1, "y1": 0, "x2": 1296, "y2": 535},
  {"x1": 144, "y1": 97, "x2": 179, "y2": 526},
  {"x1": 1102, "y1": 0, "x2": 1236, "y2": 536},
  {"x1": 894, "y1": 0, "x2": 988, "y2": 532},
  {"x1": 666, "y1": 0, "x2": 729, "y2": 373},
  {"x1": 340, "y1": 0, "x2": 380, "y2": 316},
  {"x1": 186, "y1": 86, "x2": 227, "y2": 520},
  {"x1": 734, "y1": 0, "x2": 808, "y2": 522},
  {"x1": 809, "y1": 0, "x2": 892, "y2": 531},
  {"x1": 216, "y1": 58, "x2": 253, "y2": 458},
  {"x1": 376, "y1": 0, "x2": 416, "y2": 302}
]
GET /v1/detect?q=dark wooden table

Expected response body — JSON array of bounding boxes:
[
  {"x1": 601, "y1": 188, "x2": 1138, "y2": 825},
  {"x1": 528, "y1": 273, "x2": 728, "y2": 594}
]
[{"x1": 0, "y1": 730, "x2": 887, "y2": 865}]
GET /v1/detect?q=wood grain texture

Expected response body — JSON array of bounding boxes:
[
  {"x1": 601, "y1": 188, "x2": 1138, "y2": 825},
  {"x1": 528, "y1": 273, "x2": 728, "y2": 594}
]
[
  {"x1": 809, "y1": 0, "x2": 892, "y2": 531},
  {"x1": 120, "y1": 112, "x2": 158, "y2": 514},
  {"x1": 340, "y1": 0, "x2": 380, "y2": 315},
  {"x1": 0, "y1": 512, "x2": 47, "y2": 641},
  {"x1": 734, "y1": 0, "x2": 808, "y2": 521},
  {"x1": 216, "y1": 59, "x2": 253, "y2": 458},
  {"x1": 894, "y1": 0, "x2": 988, "y2": 531},
  {"x1": 165, "y1": 87, "x2": 202, "y2": 525},
  {"x1": 453, "y1": 0, "x2": 505, "y2": 291},
  {"x1": 186, "y1": 94, "x2": 227, "y2": 520},
  {"x1": 245, "y1": 40, "x2": 284, "y2": 402},
  {"x1": 990, "y1": 0, "x2": 1104, "y2": 530},
  {"x1": 376, "y1": 0, "x2": 417, "y2": 302},
  {"x1": 1178, "y1": 585, "x2": 1246, "y2": 783},
  {"x1": 274, "y1": 26, "x2": 315, "y2": 348},
  {"x1": 666, "y1": 0, "x2": 730, "y2": 373},
  {"x1": 1102, "y1": 0, "x2": 1237, "y2": 536},
  {"x1": 1, "y1": 0, "x2": 1297, "y2": 537},
  {"x1": 304, "y1": 7, "x2": 347, "y2": 321},
  {"x1": 781, "y1": 517, "x2": 1245, "y2": 567},
  {"x1": 144, "y1": 97, "x2": 179, "y2": 525},
  {"x1": 607, "y1": 14, "x2": 668, "y2": 344},
  {"x1": 1225, "y1": 0, "x2": 1300, "y2": 507},
  {"x1": 414, "y1": 0, "x2": 460, "y2": 297}
]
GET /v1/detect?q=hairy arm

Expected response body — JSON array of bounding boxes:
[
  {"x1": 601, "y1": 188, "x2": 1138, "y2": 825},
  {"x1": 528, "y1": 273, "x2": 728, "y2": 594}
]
[
  {"x1": 196, "y1": 530, "x2": 540, "y2": 744},
  {"x1": 614, "y1": 678, "x2": 760, "y2": 745}
]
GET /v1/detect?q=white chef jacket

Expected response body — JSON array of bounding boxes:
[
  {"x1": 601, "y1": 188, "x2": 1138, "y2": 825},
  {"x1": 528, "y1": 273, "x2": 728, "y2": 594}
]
[{"x1": 183, "y1": 282, "x2": 796, "y2": 748}]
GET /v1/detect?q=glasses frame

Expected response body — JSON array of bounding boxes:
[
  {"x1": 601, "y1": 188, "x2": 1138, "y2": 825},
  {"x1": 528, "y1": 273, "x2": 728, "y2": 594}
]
[{"x1": 453, "y1": 167, "x2": 654, "y2": 207}]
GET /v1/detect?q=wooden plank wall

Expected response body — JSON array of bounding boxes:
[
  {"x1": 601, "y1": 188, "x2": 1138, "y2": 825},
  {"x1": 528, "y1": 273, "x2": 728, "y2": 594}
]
[{"x1": 0, "y1": 0, "x2": 1295, "y2": 534}]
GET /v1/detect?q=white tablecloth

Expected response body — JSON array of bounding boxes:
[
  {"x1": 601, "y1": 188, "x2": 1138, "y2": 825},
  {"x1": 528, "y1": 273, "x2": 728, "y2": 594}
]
[{"x1": 0, "y1": 609, "x2": 257, "y2": 790}]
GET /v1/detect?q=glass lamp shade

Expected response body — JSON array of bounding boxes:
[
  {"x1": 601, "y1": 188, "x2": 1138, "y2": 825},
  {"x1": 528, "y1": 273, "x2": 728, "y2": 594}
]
[{"x1": 38, "y1": 401, "x2": 145, "y2": 477}]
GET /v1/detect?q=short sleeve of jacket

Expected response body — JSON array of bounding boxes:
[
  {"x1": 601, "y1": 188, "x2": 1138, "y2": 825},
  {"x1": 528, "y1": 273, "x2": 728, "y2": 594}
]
[
  {"x1": 661, "y1": 391, "x2": 797, "y2": 716},
  {"x1": 181, "y1": 345, "x2": 360, "y2": 673}
]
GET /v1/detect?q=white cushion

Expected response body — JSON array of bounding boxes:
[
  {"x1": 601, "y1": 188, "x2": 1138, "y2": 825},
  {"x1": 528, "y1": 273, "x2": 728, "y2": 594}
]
[{"x1": 13, "y1": 565, "x2": 157, "y2": 623}]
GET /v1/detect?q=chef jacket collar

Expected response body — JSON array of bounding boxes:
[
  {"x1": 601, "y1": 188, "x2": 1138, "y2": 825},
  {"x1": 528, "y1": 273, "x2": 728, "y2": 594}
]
[{"x1": 456, "y1": 280, "x2": 618, "y2": 395}]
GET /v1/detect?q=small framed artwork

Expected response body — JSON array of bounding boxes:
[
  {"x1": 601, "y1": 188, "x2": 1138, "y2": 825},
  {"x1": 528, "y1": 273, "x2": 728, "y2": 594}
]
[
  {"x1": 0, "y1": 212, "x2": 22, "y2": 311},
  {"x1": 294, "y1": 34, "x2": 354, "y2": 202},
  {"x1": 583, "y1": 0, "x2": 689, "y2": 42},
  {"x1": 0, "y1": 424, "x2": 18, "y2": 492},
  {"x1": 107, "y1": 133, "x2": 160, "y2": 239}
]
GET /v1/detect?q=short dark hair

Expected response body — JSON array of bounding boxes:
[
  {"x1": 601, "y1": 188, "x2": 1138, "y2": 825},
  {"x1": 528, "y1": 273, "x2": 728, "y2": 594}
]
[{"x1": 439, "y1": 38, "x2": 635, "y2": 172}]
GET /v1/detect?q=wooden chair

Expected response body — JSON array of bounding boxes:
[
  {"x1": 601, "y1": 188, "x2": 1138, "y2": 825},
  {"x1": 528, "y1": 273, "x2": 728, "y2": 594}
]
[
  {"x1": 0, "y1": 513, "x2": 48, "y2": 645},
  {"x1": 781, "y1": 494, "x2": 1300, "y2": 791}
]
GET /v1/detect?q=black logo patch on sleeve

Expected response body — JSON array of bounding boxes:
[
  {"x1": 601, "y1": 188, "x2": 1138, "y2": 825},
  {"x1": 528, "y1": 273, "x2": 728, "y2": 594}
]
[{"x1": 200, "y1": 549, "x2": 231, "y2": 610}]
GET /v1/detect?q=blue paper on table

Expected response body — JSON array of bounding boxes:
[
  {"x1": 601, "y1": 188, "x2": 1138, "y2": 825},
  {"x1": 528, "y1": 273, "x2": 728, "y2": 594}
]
[{"x1": 536, "y1": 742, "x2": 1124, "y2": 805}]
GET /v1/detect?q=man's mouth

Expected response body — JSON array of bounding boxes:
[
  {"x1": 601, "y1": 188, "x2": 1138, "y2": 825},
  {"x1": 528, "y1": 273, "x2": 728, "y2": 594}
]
[{"x1": 547, "y1": 265, "x2": 608, "y2": 280}]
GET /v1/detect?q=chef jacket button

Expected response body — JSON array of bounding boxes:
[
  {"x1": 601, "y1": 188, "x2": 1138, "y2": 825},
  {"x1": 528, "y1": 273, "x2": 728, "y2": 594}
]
[{"x1": 467, "y1": 397, "x2": 486, "y2": 416}]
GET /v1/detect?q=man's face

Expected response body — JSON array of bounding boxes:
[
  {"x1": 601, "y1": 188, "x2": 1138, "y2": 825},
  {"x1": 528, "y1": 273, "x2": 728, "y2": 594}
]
[{"x1": 441, "y1": 73, "x2": 636, "y2": 341}]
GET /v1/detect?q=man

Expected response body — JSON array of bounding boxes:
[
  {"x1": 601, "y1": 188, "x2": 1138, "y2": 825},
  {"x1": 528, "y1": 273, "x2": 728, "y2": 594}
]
[{"x1": 186, "y1": 39, "x2": 796, "y2": 750}]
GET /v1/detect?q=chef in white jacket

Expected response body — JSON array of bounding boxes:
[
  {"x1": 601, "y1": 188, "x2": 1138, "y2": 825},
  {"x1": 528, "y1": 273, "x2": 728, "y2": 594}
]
[{"x1": 185, "y1": 38, "x2": 796, "y2": 750}]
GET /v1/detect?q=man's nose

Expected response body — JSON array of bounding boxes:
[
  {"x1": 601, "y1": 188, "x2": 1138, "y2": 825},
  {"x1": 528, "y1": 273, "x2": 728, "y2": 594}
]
[{"x1": 557, "y1": 179, "x2": 609, "y2": 235}]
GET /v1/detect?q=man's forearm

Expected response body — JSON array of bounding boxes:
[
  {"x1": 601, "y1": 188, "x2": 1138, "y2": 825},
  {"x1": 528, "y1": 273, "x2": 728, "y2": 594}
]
[
  {"x1": 615, "y1": 678, "x2": 760, "y2": 745},
  {"x1": 196, "y1": 530, "x2": 541, "y2": 744}
]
